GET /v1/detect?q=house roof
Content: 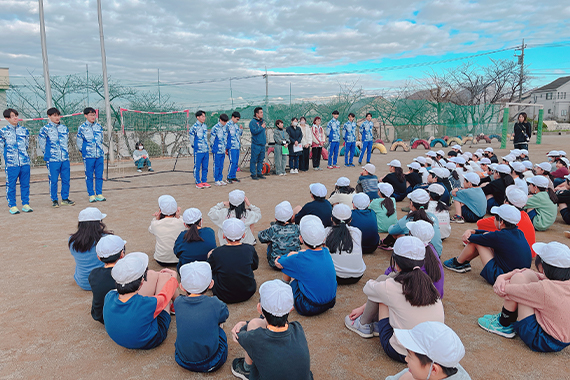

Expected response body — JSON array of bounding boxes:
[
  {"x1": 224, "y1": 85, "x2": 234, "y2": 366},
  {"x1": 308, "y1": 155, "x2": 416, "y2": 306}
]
[{"x1": 534, "y1": 76, "x2": 570, "y2": 92}]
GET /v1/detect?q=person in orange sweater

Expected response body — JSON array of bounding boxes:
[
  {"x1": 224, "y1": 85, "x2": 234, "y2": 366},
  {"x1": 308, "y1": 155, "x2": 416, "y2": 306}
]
[
  {"x1": 477, "y1": 241, "x2": 570, "y2": 353},
  {"x1": 475, "y1": 185, "x2": 536, "y2": 257}
]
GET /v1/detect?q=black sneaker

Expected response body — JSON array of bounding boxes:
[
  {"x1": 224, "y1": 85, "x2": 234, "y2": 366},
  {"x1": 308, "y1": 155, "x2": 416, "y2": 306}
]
[
  {"x1": 258, "y1": 175, "x2": 266, "y2": 179},
  {"x1": 61, "y1": 199, "x2": 75, "y2": 206},
  {"x1": 52, "y1": 200, "x2": 59, "y2": 208},
  {"x1": 231, "y1": 358, "x2": 250, "y2": 380},
  {"x1": 443, "y1": 257, "x2": 472, "y2": 273},
  {"x1": 251, "y1": 175, "x2": 259, "y2": 180},
  {"x1": 227, "y1": 178, "x2": 234, "y2": 184},
  {"x1": 451, "y1": 215, "x2": 465, "y2": 224},
  {"x1": 232, "y1": 178, "x2": 241, "y2": 183}
]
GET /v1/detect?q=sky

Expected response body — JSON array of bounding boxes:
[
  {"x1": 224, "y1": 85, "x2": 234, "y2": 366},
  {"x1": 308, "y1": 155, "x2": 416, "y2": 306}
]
[{"x1": 1, "y1": 0, "x2": 570, "y2": 109}]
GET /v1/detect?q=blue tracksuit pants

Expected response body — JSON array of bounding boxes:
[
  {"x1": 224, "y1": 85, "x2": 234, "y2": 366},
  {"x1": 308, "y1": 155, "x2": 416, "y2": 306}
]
[
  {"x1": 227, "y1": 149, "x2": 240, "y2": 180},
  {"x1": 194, "y1": 152, "x2": 209, "y2": 184},
  {"x1": 5, "y1": 165, "x2": 30, "y2": 208},
  {"x1": 328, "y1": 141, "x2": 339, "y2": 166},
  {"x1": 250, "y1": 144, "x2": 265, "y2": 176},
  {"x1": 213, "y1": 153, "x2": 225, "y2": 182},
  {"x1": 47, "y1": 160, "x2": 70, "y2": 201},
  {"x1": 84, "y1": 157, "x2": 104, "y2": 196},
  {"x1": 359, "y1": 141, "x2": 373, "y2": 163},
  {"x1": 344, "y1": 142, "x2": 355, "y2": 165}
]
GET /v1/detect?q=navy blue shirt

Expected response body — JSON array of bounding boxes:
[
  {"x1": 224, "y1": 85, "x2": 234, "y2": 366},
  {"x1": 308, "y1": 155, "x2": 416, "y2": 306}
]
[
  {"x1": 173, "y1": 227, "x2": 217, "y2": 273},
  {"x1": 468, "y1": 228, "x2": 532, "y2": 273},
  {"x1": 414, "y1": 183, "x2": 451, "y2": 205},
  {"x1": 88, "y1": 266, "x2": 116, "y2": 324},
  {"x1": 174, "y1": 295, "x2": 229, "y2": 364},
  {"x1": 350, "y1": 209, "x2": 380, "y2": 254},
  {"x1": 295, "y1": 199, "x2": 333, "y2": 227},
  {"x1": 382, "y1": 172, "x2": 407, "y2": 195}
]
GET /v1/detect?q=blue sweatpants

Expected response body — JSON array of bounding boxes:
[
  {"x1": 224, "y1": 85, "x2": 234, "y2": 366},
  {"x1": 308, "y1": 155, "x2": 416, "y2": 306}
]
[
  {"x1": 84, "y1": 157, "x2": 104, "y2": 196},
  {"x1": 5, "y1": 165, "x2": 30, "y2": 208},
  {"x1": 328, "y1": 141, "x2": 339, "y2": 166},
  {"x1": 135, "y1": 158, "x2": 152, "y2": 169},
  {"x1": 250, "y1": 144, "x2": 265, "y2": 176},
  {"x1": 227, "y1": 149, "x2": 240, "y2": 180},
  {"x1": 344, "y1": 142, "x2": 355, "y2": 165},
  {"x1": 213, "y1": 153, "x2": 225, "y2": 182},
  {"x1": 359, "y1": 141, "x2": 373, "y2": 164},
  {"x1": 47, "y1": 160, "x2": 70, "y2": 201},
  {"x1": 194, "y1": 152, "x2": 209, "y2": 184}
]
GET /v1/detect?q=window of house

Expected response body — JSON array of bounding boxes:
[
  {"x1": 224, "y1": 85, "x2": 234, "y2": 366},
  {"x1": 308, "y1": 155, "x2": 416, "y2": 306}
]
[
  {"x1": 546, "y1": 93, "x2": 553, "y2": 100},
  {"x1": 565, "y1": 92, "x2": 567, "y2": 99},
  {"x1": 548, "y1": 109, "x2": 551, "y2": 114},
  {"x1": 562, "y1": 110, "x2": 568, "y2": 116}
]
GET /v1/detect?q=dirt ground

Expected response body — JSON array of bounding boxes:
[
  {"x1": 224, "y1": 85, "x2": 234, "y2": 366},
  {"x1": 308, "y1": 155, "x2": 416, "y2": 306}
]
[{"x1": 1, "y1": 134, "x2": 569, "y2": 380}]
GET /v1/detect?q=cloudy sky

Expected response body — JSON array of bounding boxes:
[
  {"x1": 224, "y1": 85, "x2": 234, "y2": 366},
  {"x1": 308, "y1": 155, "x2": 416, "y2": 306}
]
[{"x1": 2, "y1": 0, "x2": 570, "y2": 109}]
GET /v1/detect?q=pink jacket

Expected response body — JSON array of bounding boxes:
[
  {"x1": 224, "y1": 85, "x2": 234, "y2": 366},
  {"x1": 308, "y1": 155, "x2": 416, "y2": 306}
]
[{"x1": 312, "y1": 124, "x2": 325, "y2": 147}]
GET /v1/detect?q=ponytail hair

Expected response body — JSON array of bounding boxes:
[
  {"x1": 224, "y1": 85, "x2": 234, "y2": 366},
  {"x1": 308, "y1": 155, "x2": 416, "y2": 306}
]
[
  {"x1": 391, "y1": 254, "x2": 440, "y2": 306},
  {"x1": 381, "y1": 197, "x2": 395, "y2": 217},
  {"x1": 408, "y1": 202, "x2": 434, "y2": 224},
  {"x1": 429, "y1": 191, "x2": 449, "y2": 212},
  {"x1": 228, "y1": 202, "x2": 247, "y2": 220},
  {"x1": 451, "y1": 169, "x2": 459, "y2": 181},
  {"x1": 543, "y1": 170, "x2": 555, "y2": 183},
  {"x1": 183, "y1": 219, "x2": 204, "y2": 243},
  {"x1": 325, "y1": 216, "x2": 354, "y2": 254},
  {"x1": 537, "y1": 186, "x2": 559, "y2": 204},
  {"x1": 499, "y1": 172, "x2": 515, "y2": 187},
  {"x1": 394, "y1": 167, "x2": 405, "y2": 183},
  {"x1": 423, "y1": 245, "x2": 442, "y2": 283}
]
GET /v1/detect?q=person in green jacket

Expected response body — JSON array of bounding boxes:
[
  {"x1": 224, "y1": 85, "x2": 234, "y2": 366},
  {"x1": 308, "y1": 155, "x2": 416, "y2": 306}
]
[
  {"x1": 273, "y1": 120, "x2": 289, "y2": 176},
  {"x1": 525, "y1": 176, "x2": 558, "y2": 231},
  {"x1": 368, "y1": 183, "x2": 398, "y2": 233}
]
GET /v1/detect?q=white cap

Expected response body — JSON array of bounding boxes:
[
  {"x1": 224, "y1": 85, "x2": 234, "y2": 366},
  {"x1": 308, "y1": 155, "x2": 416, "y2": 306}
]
[
  {"x1": 407, "y1": 189, "x2": 430, "y2": 205},
  {"x1": 463, "y1": 172, "x2": 481, "y2": 185},
  {"x1": 332, "y1": 203, "x2": 352, "y2": 221},
  {"x1": 352, "y1": 193, "x2": 370, "y2": 210},
  {"x1": 526, "y1": 175, "x2": 549, "y2": 189},
  {"x1": 445, "y1": 162, "x2": 456, "y2": 171},
  {"x1": 495, "y1": 164, "x2": 511, "y2": 174},
  {"x1": 520, "y1": 149, "x2": 529, "y2": 155},
  {"x1": 158, "y1": 195, "x2": 177, "y2": 215},
  {"x1": 522, "y1": 161, "x2": 533, "y2": 170},
  {"x1": 485, "y1": 147, "x2": 494, "y2": 152},
  {"x1": 275, "y1": 201, "x2": 294, "y2": 222},
  {"x1": 476, "y1": 148, "x2": 484, "y2": 154},
  {"x1": 394, "y1": 236, "x2": 426, "y2": 261},
  {"x1": 78, "y1": 207, "x2": 106, "y2": 222},
  {"x1": 565, "y1": 174, "x2": 570, "y2": 181},
  {"x1": 299, "y1": 215, "x2": 326, "y2": 246},
  {"x1": 414, "y1": 156, "x2": 427, "y2": 165},
  {"x1": 229, "y1": 189, "x2": 246, "y2": 206},
  {"x1": 425, "y1": 157, "x2": 433, "y2": 165},
  {"x1": 450, "y1": 156, "x2": 466, "y2": 165},
  {"x1": 501, "y1": 154, "x2": 516, "y2": 162},
  {"x1": 407, "y1": 162, "x2": 421, "y2": 170},
  {"x1": 428, "y1": 183, "x2": 445, "y2": 196},
  {"x1": 533, "y1": 242, "x2": 570, "y2": 268},
  {"x1": 441, "y1": 168, "x2": 451, "y2": 177},
  {"x1": 429, "y1": 167, "x2": 447, "y2": 179},
  {"x1": 183, "y1": 208, "x2": 202, "y2": 224},
  {"x1": 222, "y1": 218, "x2": 246, "y2": 241},
  {"x1": 474, "y1": 151, "x2": 483, "y2": 158},
  {"x1": 505, "y1": 185, "x2": 528, "y2": 208},
  {"x1": 394, "y1": 321, "x2": 465, "y2": 368},
  {"x1": 111, "y1": 252, "x2": 149, "y2": 285},
  {"x1": 335, "y1": 176, "x2": 350, "y2": 187},
  {"x1": 559, "y1": 150, "x2": 567, "y2": 156},
  {"x1": 510, "y1": 149, "x2": 522, "y2": 156},
  {"x1": 452, "y1": 144, "x2": 462, "y2": 150},
  {"x1": 309, "y1": 183, "x2": 327, "y2": 198},
  {"x1": 436, "y1": 150, "x2": 445, "y2": 156},
  {"x1": 464, "y1": 152, "x2": 473, "y2": 159},
  {"x1": 536, "y1": 162, "x2": 552, "y2": 172},
  {"x1": 562, "y1": 157, "x2": 570, "y2": 166},
  {"x1": 480, "y1": 158, "x2": 492, "y2": 165},
  {"x1": 96, "y1": 235, "x2": 126, "y2": 258},
  {"x1": 180, "y1": 261, "x2": 212, "y2": 293},
  {"x1": 388, "y1": 159, "x2": 401, "y2": 168},
  {"x1": 547, "y1": 150, "x2": 560, "y2": 157},
  {"x1": 510, "y1": 162, "x2": 525, "y2": 173},
  {"x1": 406, "y1": 220, "x2": 435, "y2": 247},
  {"x1": 491, "y1": 204, "x2": 521, "y2": 224},
  {"x1": 259, "y1": 279, "x2": 294, "y2": 317},
  {"x1": 378, "y1": 183, "x2": 394, "y2": 197},
  {"x1": 426, "y1": 151, "x2": 437, "y2": 157},
  {"x1": 362, "y1": 163, "x2": 376, "y2": 175}
]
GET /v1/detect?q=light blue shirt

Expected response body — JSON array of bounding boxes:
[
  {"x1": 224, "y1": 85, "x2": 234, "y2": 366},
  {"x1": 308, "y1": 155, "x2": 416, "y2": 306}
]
[
  {"x1": 226, "y1": 120, "x2": 242, "y2": 150},
  {"x1": 326, "y1": 118, "x2": 340, "y2": 142},
  {"x1": 189, "y1": 121, "x2": 209, "y2": 154},
  {"x1": 210, "y1": 122, "x2": 228, "y2": 154},
  {"x1": 38, "y1": 121, "x2": 70, "y2": 162},
  {"x1": 0, "y1": 124, "x2": 30, "y2": 167},
  {"x1": 360, "y1": 120, "x2": 374, "y2": 142},
  {"x1": 343, "y1": 121, "x2": 357, "y2": 143},
  {"x1": 76, "y1": 121, "x2": 104, "y2": 159}
]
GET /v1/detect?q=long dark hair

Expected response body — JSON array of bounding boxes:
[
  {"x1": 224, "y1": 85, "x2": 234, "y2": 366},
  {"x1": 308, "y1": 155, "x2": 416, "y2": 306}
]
[
  {"x1": 391, "y1": 254, "x2": 440, "y2": 306},
  {"x1": 429, "y1": 191, "x2": 449, "y2": 212},
  {"x1": 381, "y1": 197, "x2": 395, "y2": 217},
  {"x1": 423, "y1": 245, "x2": 442, "y2": 283},
  {"x1": 69, "y1": 221, "x2": 113, "y2": 253},
  {"x1": 183, "y1": 219, "x2": 204, "y2": 243},
  {"x1": 451, "y1": 169, "x2": 459, "y2": 181},
  {"x1": 499, "y1": 172, "x2": 515, "y2": 187},
  {"x1": 536, "y1": 255, "x2": 570, "y2": 281},
  {"x1": 394, "y1": 167, "x2": 405, "y2": 183},
  {"x1": 542, "y1": 170, "x2": 555, "y2": 183},
  {"x1": 331, "y1": 185, "x2": 355, "y2": 196},
  {"x1": 228, "y1": 202, "x2": 247, "y2": 220},
  {"x1": 408, "y1": 202, "x2": 434, "y2": 223},
  {"x1": 326, "y1": 216, "x2": 354, "y2": 254}
]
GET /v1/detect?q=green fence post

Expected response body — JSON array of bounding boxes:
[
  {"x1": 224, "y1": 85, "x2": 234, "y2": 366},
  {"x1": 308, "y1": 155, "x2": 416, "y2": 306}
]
[
  {"x1": 501, "y1": 106, "x2": 509, "y2": 149},
  {"x1": 536, "y1": 108, "x2": 544, "y2": 145}
]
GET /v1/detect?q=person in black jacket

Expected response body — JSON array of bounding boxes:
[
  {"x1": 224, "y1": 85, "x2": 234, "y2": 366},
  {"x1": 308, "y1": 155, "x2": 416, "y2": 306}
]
[
  {"x1": 286, "y1": 118, "x2": 303, "y2": 174},
  {"x1": 513, "y1": 112, "x2": 532, "y2": 150}
]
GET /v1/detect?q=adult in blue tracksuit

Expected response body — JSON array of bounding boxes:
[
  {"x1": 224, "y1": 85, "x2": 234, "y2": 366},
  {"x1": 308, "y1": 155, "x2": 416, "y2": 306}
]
[
  {"x1": 249, "y1": 107, "x2": 266, "y2": 180},
  {"x1": 77, "y1": 107, "x2": 106, "y2": 202},
  {"x1": 210, "y1": 114, "x2": 229, "y2": 185},
  {"x1": 189, "y1": 110, "x2": 210, "y2": 188},
  {"x1": 1, "y1": 108, "x2": 32, "y2": 214},
  {"x1": 359, "y1": 112, "x2": 374, "y2": 165},
  {"x1": 226, "y1": 111, "x2": 242, "y2": 183},
  {"x1": 342, "y1": 113, "x2": 357, "y2": 166},
  {"x1": 38, "y1": 107, "x2": 75, "y2": 207},
  {"x1": 326, "y1": 110, "x2": 340, "y2": 168}
]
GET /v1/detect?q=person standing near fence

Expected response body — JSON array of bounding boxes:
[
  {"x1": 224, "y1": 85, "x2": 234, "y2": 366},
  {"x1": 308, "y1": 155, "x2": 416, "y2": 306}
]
[
  {"x1": 1, "y1": 108, "x2": 33, "y2": 214},
  {"x1": 311, "y1": 117, "x2": 324, "y2": 171},
  {"x1": 226, "y1": 112, "x2": 242, "y2": 184},
  {"x1": 273, "y1": 119, "x2": 289, "y2": 176},
  {"x1": 189, "y1": 110, "x2": 211, "y2": 189},
  {"x1": 249, "y1": 107, "x2": 266, "y2": 180},
  {"x1": 343, "y1": 113, "x2": 357, "y2": 167},
  {"x1": 210, "y1": 114, "x2": 229, "y2": 186},
  {"x1": 359, "y1": 113, "x2": 374, "y2": 165},
  {"x1": 38, "y1": 107, "x2": 75, "y2": 208},
  {"x1": 287, "y1": 117, "x2": 302, "y2": 174},
  {"x1": 327, "y1": 110, "x2": 340, "y2": 169},
  {"x1": 513, "y1": 112, "x2": 532, "y2": 150},
  {"x1": 299, "y1": 117, "x2": 312, "y2": 172},
  {"x1": 77, "y1": 107, "x2": 106, "y2": 203}
]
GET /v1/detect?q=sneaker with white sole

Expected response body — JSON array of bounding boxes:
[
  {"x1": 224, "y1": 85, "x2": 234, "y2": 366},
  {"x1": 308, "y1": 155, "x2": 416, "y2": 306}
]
[
  {"x1": 196, "y1": 183, "x2": 204, "y2": 189},
  {"x1": 231, "y1": 358, "x2": 250, "y2": 379},
  {"x1": 478, "y1": 313, "x2": 515, "y2": 338},
  {"x1": 137, "y1": 169, "x2": 142, "y2": 172},
  {"x1": 22, "y1": 204, "x2": 33, "y2": 212},
  {"x1": 451, "y1": 215, "x2": 465, "y2": 223},
  {"x1": 344, "y1": 315, "x2": 373, "y2": 338},
  {"x1": 9, "y1": 206, "x2": 20, "y2": 215},
  {"x1": 215, "y1": 181, "x2": 223, "y2": 186},
  {"x1": 220, "y1": 180, "x2": 227, "y2": 186},
  {"x1": 443, "y1": 257, "x2": 472, "y2": 273}
]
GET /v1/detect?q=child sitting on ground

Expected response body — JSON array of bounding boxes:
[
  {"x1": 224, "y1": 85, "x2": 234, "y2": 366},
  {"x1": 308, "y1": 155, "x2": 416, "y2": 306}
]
[
  {"x1": 357, "y1": 163, "x2": 379, "y2": 200},
  {"x1": 208, "y1": 218, "x2": 259, "y2": 303},
  {"x1": 450, "y1": 172, "x2": 487, "y2": 224},
  {"x1": 525, "y1": 176, "x2": 558, "y2": 231},
  {"x1": 345, "y1": 236, "x2": 444, "y2": 363},
  {"x1": 174, "y1": 262, "x2": 229, "y2": 372},
  {"x1": 386, "y1": 321, "x2": 471, "y2": 380},
  {"x1": 103, "y1": 252, "x2": 178, "y2": 349},
  {"x1": 369, "y1": 183, "x2": 398, "y2": 233},
  {"x1": 148, "y1": 195, "x2": 185, "y2": 266},
  {"x1": 89, "y1": 235, "x2": 125, "y2": 324},
  {"x1": 230, "y1": 280, "x2": 313, "y2": 380},
  {"x1": 444, "y1": 204, "x2": 532, "y2": 285},
  {"x1": 426, "y1": 184, "x2": 451, "y2": 240},
  {"x1": 328, "y1": 176, "x2": 355, "y2": 207},
  {"x1": 556, "y1": 174, "x2": 570, "y2": 225},
  {"x1": 478, "y1": 241, "x2": 570, "y2": 354},
  {"x1": 326, "y1": 204, "x2": 366, "y2": 285},
  {"x1": 132, "y1": 141, "x2": 153, "y2": 172},
  {"x1": 293, "y1": 183, "x2": 333, "y2": 227},
  {"x1": 275, "y1": 215, "x2": 337, "y2": 316},
  {"x1": 208, "y1": 190, "x2": 262, "y2": 245},
  {"x1": 258, "y1": 201, "x2": 301, "y2": 269},
  {"x1": 173, "y1": 208, "x2": 217, "y2": 274},
  {"x1": 350, "y1": 193, "x2": 380, "y2": 254}
]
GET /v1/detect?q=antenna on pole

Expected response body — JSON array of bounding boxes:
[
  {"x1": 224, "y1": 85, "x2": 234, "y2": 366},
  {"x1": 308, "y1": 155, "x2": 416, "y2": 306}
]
[
  {"x1": 97, "y1": 0, "x2": 114, "y2": 164},
  {"x1": 38, "y1": 0, "x2": 53, "y2": 108}
]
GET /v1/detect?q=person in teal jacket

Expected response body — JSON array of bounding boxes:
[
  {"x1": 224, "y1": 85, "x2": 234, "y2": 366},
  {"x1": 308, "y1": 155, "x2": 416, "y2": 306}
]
[
  {"x1": 525, "y1": 176, "x2": 558, "y2": 231},
  {"x1": 369, "y1": 182, "x2": 398, "y2": 233}
]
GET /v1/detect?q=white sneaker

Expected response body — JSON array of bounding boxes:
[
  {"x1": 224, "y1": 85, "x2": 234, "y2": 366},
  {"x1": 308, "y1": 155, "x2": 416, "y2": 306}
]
[
  {"x1": 137, "y1": 169, "x2": 142, "y2": 172},
  {"x1": 279, "y1": 173, "x2": 285, "y2": 176},
  {"x1": 215, "y1": 181, "x2": 223, "y2": 186},
  {"x1": 220, "y1": 180, "x2": 228, "y2": 186},
  {"x1": 290, "y1": 169, "x2": 295, "y2": 174},
  {"x1": 344, "y1": 315, "x2": 373, "y2": 338}
]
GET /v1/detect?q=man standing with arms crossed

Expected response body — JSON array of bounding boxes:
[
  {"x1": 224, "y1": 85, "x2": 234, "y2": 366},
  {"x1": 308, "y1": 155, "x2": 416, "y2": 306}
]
[{"x1": 249, "y1": 107, "x2": 266, "y2": 180}]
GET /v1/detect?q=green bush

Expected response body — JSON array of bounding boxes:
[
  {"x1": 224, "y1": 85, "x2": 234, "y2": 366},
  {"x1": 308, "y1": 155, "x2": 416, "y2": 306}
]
[{"x1": 142, "y1": 139, "x2": 161, "y2": 157}]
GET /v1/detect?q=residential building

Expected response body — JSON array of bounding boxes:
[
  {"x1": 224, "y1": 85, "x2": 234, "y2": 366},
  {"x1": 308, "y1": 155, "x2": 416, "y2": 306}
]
[{"x1": 530, "y1": 76, "x2": 570, "y2": 121}]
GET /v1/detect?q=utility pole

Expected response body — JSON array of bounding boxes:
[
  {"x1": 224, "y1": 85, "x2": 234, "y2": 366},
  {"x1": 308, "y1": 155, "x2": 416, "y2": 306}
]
[
  {"x1": 289, "y1": 82, "x2": 292, "y2": 117},
  {"x1": 515, "y1": 39, "x2": 526, "y2": 102},
  {"x1": 86, "y1": 64, "x2": 89, "y2": 107},
  {"x1": 230, "y1": 77, "x2": 234, "y2": 108},
  {"x1": 97, "y1": 0, "x2": 114, "y2": 164},
  {"x1": 38, "y1": 0, "x2": 53, "y2": 108},
  {"x1": 158, "y1": 68, "x2": 161, "y2": 108},
  {"x1": 265, "y1": 67, "x2": 269, "y2": 122}
]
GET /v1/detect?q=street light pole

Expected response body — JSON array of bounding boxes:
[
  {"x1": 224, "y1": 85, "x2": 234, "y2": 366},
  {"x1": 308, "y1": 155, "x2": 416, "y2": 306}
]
[
  {"x1": 97, "y1": 0, "x2": 114, "y2": 163},
  {"x1": 38, "y1": 0, "x2": 53, "y2": 108}
]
